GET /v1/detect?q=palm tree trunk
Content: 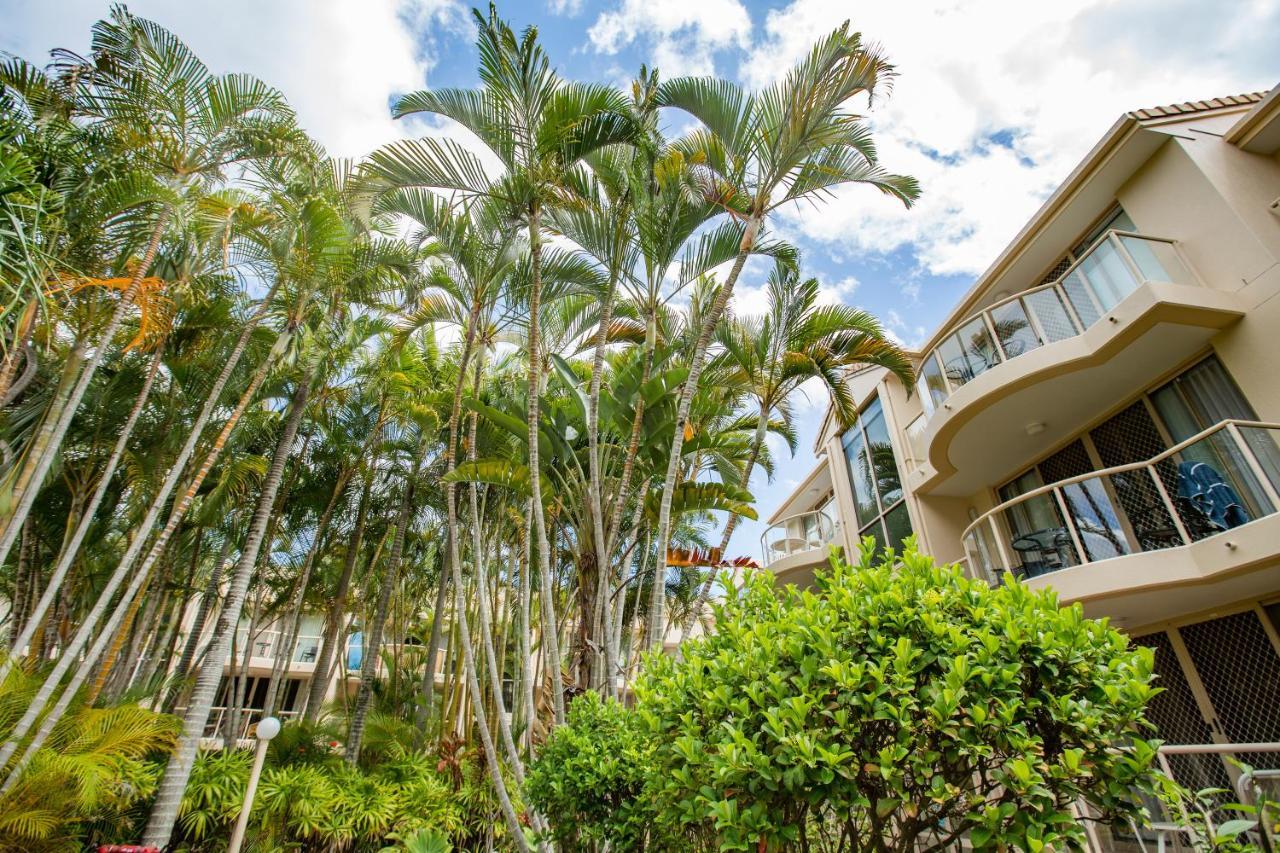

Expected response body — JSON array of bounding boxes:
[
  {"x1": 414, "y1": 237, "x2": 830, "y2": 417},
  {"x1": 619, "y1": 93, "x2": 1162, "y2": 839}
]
[
  {"x1": 646, "y1": 217, "x2": 759, "y2": 649},
  {"x1": 679, "y1": 406, "x2": 768, "y2": 643},
  {"x1": 346, "y1": 467, "x2": 417, "y2": 763},
  {"x1": 262, "y1": 470, "x2": 347, "y2": 717},
  {"x1": 0, "y1": 323, "x2": 286, "y2": 776},
  {"x1": 304, "y1": 470, "x2": 374, "y2": 722},
  {"x1": 584, "y1": 268, "x2": 619, "y2": 690},
  {"x1": 526, "y1": 206, "x2": 565, "y2": 727},
  {"x1": 0, "y1": 210, "x2": 169, "y2": 568},
  {"x1": 419, "y1": 298, "x2": 481, "y2": 731},
  {"x1": 518, "y1": 500, "x2": 535, "y2": 756},
  {"x1": 0, "y1": 302, "x2": 38, "y2": 407},
  {"x1": 166, "y1": 530, "x2": 235, "y2": 711},
  {"x1": 2, "y1": 337, "x2": 85, "y2": 514},
  {"x1": 143, "y1": 366, "x2": 315, "y2": 847},
  {"x1": 0, "y1": 346, "x2": 164, "y2": 684},
  {"x1": 446, "y1": 482, "x2": 529, "y2": 850},
  {"x1": 465, "y1": 357, "x2": 530, "y2": 791}
]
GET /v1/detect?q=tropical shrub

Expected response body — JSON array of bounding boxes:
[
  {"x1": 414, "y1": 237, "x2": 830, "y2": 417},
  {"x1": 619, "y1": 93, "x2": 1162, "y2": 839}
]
[
  {"x1": 527, "y1": 691, "x2": 654, "y2": 849},
  {"x1": 0, "y1": 666, "x2": 179, "y2": 851},
  {"x1": 636, "y1": 539, "x2": 1162, "y2": 852},
  {"x1": 173, "y1": 745, "x2": 459, "y2": 851}
]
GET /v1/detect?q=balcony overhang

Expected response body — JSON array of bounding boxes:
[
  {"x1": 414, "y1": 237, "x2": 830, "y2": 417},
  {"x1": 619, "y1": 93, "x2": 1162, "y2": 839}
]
[
  {"x1": 911, "y1": 282, "x2": 1245, "y2": 497},
  {"x1": 1024, "y1": 511, "x2": 1280, "y2": 632},
  {"x1": 769, "y1": 546, "x2": 836, "y2": 591}
]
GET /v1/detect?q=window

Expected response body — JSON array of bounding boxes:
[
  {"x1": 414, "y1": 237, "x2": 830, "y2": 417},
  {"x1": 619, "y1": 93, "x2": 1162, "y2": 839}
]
[{"x1": 842, "y1": 396, "x2": 913, "y2": 554}]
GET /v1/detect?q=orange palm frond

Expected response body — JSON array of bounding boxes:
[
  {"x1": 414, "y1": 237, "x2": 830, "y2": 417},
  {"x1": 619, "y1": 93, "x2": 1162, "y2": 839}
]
[
  {"x1": 665, "y1": 546, "x2": 758, "y2": 570},
  {"x1": 57, "y1": 272, "x2": 173, "y2": 351}
]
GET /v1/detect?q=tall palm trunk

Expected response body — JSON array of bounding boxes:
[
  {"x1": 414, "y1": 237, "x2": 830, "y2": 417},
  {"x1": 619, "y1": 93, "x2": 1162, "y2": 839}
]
[
  {"x1": 143, "y1": 367, "x2": 315, "y2": 847},
  {"x1": 0, "y1": 346, "x2": 164, "y2": 683},
  {"x1": 646, "y1": 216, "x2": 759, "y2": 648},
  {"x1": 584, "y1": 268, "x2": 619, "y2": 690},
  {"x1": 525, "y1": 206, "x2": 565, "y2": 727},
  {"x1": 346, "y1": 465, "x2": 417, "y2": 763},
  {"x1": 518, "y1": 500, "x2": 536, "y2": 755},
  {"x1": 465, "y1": 357, "x2": 529, "y2": 788},
  {"x1": 0, "y1": 322, "x2": 286, "y2": 775},
  {"x1": 0, "y1": 302, "x2": 38, "y2": 407},
  {"x1": 446, "y1": 472, "x2": 528, "y2": 850},
  {"x1": 419, "y1": 303, "x2": 481, "y2": 730},
  {"x1": 166, "y1": 530, "x2": 235, "y2": 711},
  {"x1": 305, "y1": 470, "x2": 374, "y2": 722},
  {"x1": 3, "y1": 338, "x2": 86, "y2": 512},
  {"x1": 679, "y1": 405, "x2": 768, "y2": 643},
  {"x1": 0, "y1": 211, "x2": 169, "y2": 567},
  {"x1": 262, "y1": 473, "x2": 344, "y2": 717}
]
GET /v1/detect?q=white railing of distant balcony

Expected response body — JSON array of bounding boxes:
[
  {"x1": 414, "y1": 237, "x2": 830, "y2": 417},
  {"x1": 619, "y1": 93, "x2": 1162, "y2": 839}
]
[
  {"x1": 963, "y1": 420, "x2": 1280, "y2": 584},
  {"x1": 761, "y1": 509, "x2": 837, "y2": 568},
  {"x1": 916, "y1": 230, "x2": 1198, "y2": 421},
  {"x1": 229, "y1": 629, "x2": 323, "y2": 665},
  {"x1": 196, "y1": 706, "x2": 301, "y2": 741}
]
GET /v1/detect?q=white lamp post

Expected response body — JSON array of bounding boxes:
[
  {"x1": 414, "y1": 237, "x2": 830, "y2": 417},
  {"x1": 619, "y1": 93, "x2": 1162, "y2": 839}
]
[{"x1": 227, "y1": 715, "x2": 280, "y2": 853}]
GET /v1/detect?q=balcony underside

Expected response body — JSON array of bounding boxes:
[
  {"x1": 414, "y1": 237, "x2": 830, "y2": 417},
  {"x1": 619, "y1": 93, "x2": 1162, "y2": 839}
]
[
  {"x1": 769, "y1": 546, "x2": 836, "y2": 590},
  {"x1": 912, "y1": 282, "x2": 1244, "y2": 497},
  {"x1": 1024, "y1": 511, "x2": 1280, "y2": 631}
]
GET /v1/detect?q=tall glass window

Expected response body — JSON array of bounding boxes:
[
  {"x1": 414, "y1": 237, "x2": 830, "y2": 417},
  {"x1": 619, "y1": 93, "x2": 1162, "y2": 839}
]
[{"x1": 841, "y1": 396, "x2": 913, "y2": 555}]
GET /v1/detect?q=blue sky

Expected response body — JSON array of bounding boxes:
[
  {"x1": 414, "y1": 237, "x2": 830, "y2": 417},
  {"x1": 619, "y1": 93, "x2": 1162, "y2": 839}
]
[{"x1": 5, "y1": 0, "x2": 1277, "y2": 560}]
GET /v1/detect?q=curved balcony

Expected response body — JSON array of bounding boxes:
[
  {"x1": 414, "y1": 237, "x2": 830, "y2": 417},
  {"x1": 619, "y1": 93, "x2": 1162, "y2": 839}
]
[
  {"x1": 962, "y1": 420, "x2": 1280, "y2": 615},
  {"x1": 911, "y1": 231, "x2": 1244, "y2": 495},
  {"x1": 761, "y1": 509, "x2": 837, "y2": 588}
]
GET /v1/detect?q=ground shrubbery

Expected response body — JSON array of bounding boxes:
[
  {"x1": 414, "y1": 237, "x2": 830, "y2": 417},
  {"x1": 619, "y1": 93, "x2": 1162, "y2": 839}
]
[{"x1": 530, "y1": 540, "x2": 1163, "y2": 852}]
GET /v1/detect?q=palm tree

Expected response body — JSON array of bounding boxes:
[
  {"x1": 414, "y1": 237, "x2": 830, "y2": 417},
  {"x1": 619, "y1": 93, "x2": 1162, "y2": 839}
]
[
  {"x1": 369, "y1": 4, "x2": 635, "y2": 732},
  {"x1": 0, "y1": 7, "x2": 301, "y2": 569},
  {"x1": 678, "y1": 259, "x2": 914, "y2": 640},
  {"x1": 646, "y1": 22, "x2": 920, "y2": 648}
]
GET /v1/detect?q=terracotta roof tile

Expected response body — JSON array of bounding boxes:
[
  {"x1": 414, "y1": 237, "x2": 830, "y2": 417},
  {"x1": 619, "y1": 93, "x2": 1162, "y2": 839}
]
[{"x1": 1128, "y1": 92, "x2": 1267, "y2": 121}]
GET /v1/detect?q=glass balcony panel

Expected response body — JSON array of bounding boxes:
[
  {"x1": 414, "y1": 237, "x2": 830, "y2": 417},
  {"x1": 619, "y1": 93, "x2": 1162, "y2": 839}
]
[
  {"x1": 1060, "y1": 476, "x2": 1133, "y2": 561},
  {"x1": 938, "y1": 317, "x2": 1000, "y2": 387},
  {"x1": 1073, "y1": 237, "x2": 1141, "y2": 312},
  {"x1": 963, "y1": 523, "x2": 999, "y2": 583},
  {"x1": 1153, "y1": 430, "x2": 1276, "y2": 542},
  {"x1": 916, "y1": 353, "x2": 948, "y2": 415},
  {"x1": 999, "y1": 491, "x2": 1080, "y2": 579},
  {"x1": 1023, "y1": 287, "x2": 1080, "y2": 343},
  {"x1": 1119, "y1": 235, "x2": 1186, "y2": 284},
  {"x1": 1060, "y1": 274, "x2": 1103, "y2": 329},
  {"x1": 762, "y1": 511, "x2": 836, "y2": 567},
  {"x1": 1105, "y1": 468, "x2": 1185, "y2": 553},
  {"x1": 989, "y1": 299, "x2": 1041, "y2": 359},
  {"x1": 1240, "y1": 426, "x2": 1280, "y2": 497}
]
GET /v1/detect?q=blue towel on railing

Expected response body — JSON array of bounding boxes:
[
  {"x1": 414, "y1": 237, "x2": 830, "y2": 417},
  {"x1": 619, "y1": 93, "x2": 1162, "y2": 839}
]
[{"x1": 1176, "y1": 461, "x2": 1249, "y2": 529}]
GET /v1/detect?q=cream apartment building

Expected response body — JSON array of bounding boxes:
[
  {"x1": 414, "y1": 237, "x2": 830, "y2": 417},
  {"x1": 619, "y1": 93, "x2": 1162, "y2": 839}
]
[{"x1": 763, "y1": 85, "x2": 1280, "y2": 822}]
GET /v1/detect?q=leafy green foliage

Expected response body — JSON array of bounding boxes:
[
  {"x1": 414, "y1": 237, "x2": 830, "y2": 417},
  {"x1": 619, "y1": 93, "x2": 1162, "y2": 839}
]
[
  {"x1": 526, "y1": 692, "x2": 656, "y2": 849},
  {"x1": 175, "y1": 746, "x2": 459, "y2": 850},
  {"x1": 635, "y1": 540, "x2": 1162, "y2": 852}
]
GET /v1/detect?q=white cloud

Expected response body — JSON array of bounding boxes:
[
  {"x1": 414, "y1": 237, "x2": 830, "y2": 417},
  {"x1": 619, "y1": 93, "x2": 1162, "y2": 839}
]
[
  {"x1": 1, "y1": 0, "x2": 470, "y2": 160},
  {"x1": 548, "y1": 0, "x2": 584, "y2": 16},
  {"x1": 587, "y1": 0, "x2": 753, "y2": 78},
  {"x1": 744, "y1": 0, "x2": 1279, "y2": 278}
]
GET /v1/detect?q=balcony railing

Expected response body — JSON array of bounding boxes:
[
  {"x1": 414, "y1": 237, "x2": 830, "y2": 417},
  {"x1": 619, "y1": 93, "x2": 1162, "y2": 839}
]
[
  {"x1": 963, "y1": 420, "x2": 1280, "y2": 583},
  {"x1": 230, "y1": 629, "x2": 323, "y2": 664},
  {"x1": 761, "y1": 509, "x2": 837, "y2": 568},
  {"x1": 917, "y1": 231, "x2": 1196, "y2": 419}
]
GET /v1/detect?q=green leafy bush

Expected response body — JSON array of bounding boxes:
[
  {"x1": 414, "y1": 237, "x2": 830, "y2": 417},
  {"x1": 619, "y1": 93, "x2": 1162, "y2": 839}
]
[
  {"x1": 174, "y1": 744, "x2": 459, "y2": 850},
  {"x1": 527, "y1": 691, "x2": 654, "y2": 849},
  {"x1": 636, "y1": 539, "x2": 1162, "y2": 852}
]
